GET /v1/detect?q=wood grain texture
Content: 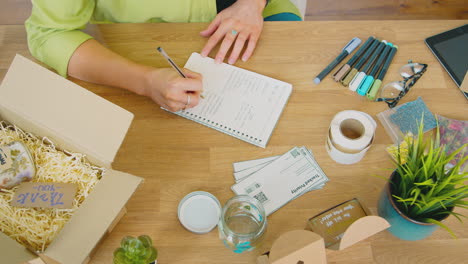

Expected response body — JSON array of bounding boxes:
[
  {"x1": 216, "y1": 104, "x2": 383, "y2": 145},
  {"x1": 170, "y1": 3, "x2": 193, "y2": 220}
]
[
  {"x1": 371, "y1": 239, "x2": 468, "y2": 263},
  {"x1": 305, "y1": 0, "x2": 468, "y2": 20},
  {"x1": 0, "y1": 0, "x2": 32, "y2": 25},
  {"x1": 0, "y1": 21, "x2": 467, "y2": 264}
]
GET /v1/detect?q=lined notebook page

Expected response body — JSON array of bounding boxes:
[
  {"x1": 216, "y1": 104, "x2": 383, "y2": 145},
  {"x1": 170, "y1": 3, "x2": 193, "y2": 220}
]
[{"x1": 171, "y1": 52, "x2": 292, "y2": 147}]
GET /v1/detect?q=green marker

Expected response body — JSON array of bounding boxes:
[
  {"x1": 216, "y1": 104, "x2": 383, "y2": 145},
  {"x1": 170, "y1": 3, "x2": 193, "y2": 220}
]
[
  {"x1": 356, "y1": 42, "x2": 393, "y2": 96},
  {"x1": 349, "y1": 40, "x2": 387, "y2": 92},
  {"x1": 341, "y1": 38, "x2": 380, "y2": 87},
  {"x1": 366, "y1": 45, "x2": 398, "y2": 100}
]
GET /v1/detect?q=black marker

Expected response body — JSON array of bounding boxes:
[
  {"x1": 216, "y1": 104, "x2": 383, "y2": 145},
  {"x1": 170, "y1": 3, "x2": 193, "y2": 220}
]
[
  {"x1": 357, "y1": 42, "x2": 393, "y2": 96},
  {"x1": 341, "y1": 38, "x2": 380, "y2": 86},
  {"x1": 332, "y1": 36, "x2": 375, "y2": 82},
  {"x1": 349, "y1": 40, "x2": 387, "y2": 92},
  {"x1": 367, "y1": 45, "x2": 399, "y2": 100},
  {"x1": 314, "y1": 37, "x2": 362, "y2": 84}
]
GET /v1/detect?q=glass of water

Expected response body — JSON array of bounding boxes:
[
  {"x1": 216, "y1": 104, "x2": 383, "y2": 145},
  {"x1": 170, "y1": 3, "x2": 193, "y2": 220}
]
[{"x1": 218, "y1": 195, "x2": 267, "y2": 253}]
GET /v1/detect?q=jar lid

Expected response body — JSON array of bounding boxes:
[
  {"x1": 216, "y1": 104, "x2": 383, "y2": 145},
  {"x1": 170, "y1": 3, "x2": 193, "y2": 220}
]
[{"x1": 178, "y1": 191, "x2": 221, "y2": 234}]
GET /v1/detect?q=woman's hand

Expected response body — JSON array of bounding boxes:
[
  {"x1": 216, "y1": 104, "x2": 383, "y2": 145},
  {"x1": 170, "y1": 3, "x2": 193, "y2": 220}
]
[
  {"x1": 200, "y1": 0, "x2": 265, "y2": 64},
  {"x1": 143, "y1": 68, "x2": 203, "y2": 112},
  {"x1": 67, "y1": 39, "x2": 202, "y2": 112}
]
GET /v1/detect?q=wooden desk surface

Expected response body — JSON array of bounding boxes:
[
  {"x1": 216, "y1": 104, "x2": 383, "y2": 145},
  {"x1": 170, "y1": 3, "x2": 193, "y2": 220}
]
[{"x1": 1, "y1": 21, "x2": 467, "y2": 264}]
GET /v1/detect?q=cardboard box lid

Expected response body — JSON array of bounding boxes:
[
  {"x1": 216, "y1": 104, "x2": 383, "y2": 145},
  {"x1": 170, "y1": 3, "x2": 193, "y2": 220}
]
[
  {"x1": 44, "y1": 169, "x2": 142, "y2": 264},
  {"x1": 334, "y1": 215, "x2": 390, "y2": 250},
  {"x1": 269, "y1": 230, "x2": 326, "y2": 264},
  {"x1": 0, "y1": 54, "x2": 134, "y2": 167},
  {"x1": 0, "y1": 232, "x2": 37, "y2": 263}
]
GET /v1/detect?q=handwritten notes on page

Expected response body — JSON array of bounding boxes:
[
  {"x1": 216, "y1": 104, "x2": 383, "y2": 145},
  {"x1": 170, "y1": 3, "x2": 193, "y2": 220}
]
[
  {"x1": 11, "y1": 182, "x2": 77, "y2": 209},
  {"x1": 171, "y1": 52, "x2": 292, "y2": 148}
]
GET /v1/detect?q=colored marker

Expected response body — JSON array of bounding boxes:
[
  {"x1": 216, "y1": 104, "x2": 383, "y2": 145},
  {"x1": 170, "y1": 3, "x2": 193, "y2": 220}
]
[
  {"x1": 332, "y1": 36, "x2": 375, "y2": 82},
  {"x1": 356, "y1": 42, "x2": 393, "y2": 96},
  {"x1": 349, "y1": 40, "x2": 387, "y2": 92},
  {"x1": 341, "y1": 39, "x2": 380, "y2": 87},
  {"x1": 314, "y1": 37, "x2": 362, "y2": 84},
  {"x1": 367, "y1": 45, "x2": 399, "y2": 100}
]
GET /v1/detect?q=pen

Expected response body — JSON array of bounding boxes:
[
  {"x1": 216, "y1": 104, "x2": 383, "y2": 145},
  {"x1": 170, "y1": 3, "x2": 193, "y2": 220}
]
[
  {"x1": 156, "y1": 47, "x2": 205, "y2": 99},
  {"x1": 332, "y1": 36, "x2": 375, "y2": 82},
  {"x1": 349, "y1": 40, "x2": 387, "y2": 92},
  {"x1": 341, "y1": 38, "x2": 380, "y2": 87},
  {"x1": 314, "y1": 37, "x2": 362, "y2": 84},
  {"x1": 356, "y1": 42, "x2": 393, "y2": 96},
  {"x1": 366, "y1": 45, "x2": 398, "y2": 100},
  {"x1": 157, "y1": 47, "x2": 186, "y2": 77}
]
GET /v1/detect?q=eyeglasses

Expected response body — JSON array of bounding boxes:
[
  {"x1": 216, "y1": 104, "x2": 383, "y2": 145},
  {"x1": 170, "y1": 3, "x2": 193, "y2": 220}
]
[{"x1": 376, "y1": 61, "x2": 428, "y2": 108}]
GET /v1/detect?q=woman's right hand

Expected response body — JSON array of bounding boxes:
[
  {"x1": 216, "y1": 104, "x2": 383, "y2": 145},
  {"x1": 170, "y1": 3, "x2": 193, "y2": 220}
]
[
  {"x1": 143, "y1": 68, "x2": 203, "y2": 112},
  {"x1": 66, "y1": 39, "x2": 203, "y2": 111}
]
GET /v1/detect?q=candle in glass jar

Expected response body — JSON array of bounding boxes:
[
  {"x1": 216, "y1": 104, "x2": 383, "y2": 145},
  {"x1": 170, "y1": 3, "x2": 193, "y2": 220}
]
[{"x1": 0, "y1": 141, "x2": 36, "y2": 190}]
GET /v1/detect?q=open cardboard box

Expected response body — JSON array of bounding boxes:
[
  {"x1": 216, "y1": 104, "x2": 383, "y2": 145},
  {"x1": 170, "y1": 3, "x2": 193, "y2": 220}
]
[
  {"x1": 0, "y1": 55, "x2": 143, "y2": 264},
  {"x1": 257, "y1": 199, "x2": 390, "y2": 264}
]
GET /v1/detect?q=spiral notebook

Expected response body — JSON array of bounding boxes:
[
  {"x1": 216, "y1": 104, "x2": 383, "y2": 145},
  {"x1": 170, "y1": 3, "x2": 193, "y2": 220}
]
[{"x1": 167, "y1": 52, "x2": 292, "y2": 148}]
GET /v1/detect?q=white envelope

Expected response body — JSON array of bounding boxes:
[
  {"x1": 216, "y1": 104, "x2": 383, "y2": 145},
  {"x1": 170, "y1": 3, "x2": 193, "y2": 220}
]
[{"x1": 231, "y1": 147, "x2": 328, "y2": 215}]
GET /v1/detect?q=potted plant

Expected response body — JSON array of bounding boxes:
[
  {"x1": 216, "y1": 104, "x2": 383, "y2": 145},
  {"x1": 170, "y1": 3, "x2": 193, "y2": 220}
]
[
  {"x1": 113, "y1": 235, "x2": 158, "y2": 264},
  {"x1": 378, "y1": 122, "x2": 467, "y2": 241}
]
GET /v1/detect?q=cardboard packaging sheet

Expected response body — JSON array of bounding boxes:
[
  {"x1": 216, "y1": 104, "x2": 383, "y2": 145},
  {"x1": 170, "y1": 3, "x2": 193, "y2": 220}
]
[
  {"x1": 257, "y1": 199, "x2": 390, "y2": 263},
  {"x1": 0, "y1": 55, "x2": 143, "y2": 264}
]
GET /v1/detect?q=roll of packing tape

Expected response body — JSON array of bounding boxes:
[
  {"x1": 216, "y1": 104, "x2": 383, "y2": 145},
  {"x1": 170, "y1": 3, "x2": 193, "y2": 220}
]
[{"x1": 327, "y1": 110, "x2": 377, "y2": 164}]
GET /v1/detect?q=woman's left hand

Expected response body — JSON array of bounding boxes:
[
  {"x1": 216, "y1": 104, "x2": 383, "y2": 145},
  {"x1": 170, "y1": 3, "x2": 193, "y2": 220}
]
[{"x1": 200, "y1": 0, "x2": 265, "y2": 64}]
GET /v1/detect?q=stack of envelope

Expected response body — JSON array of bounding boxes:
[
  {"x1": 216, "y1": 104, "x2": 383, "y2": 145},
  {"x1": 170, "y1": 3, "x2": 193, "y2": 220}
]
[{"x1": 231, "y1": 146, "x2": 329, "y2": 216}]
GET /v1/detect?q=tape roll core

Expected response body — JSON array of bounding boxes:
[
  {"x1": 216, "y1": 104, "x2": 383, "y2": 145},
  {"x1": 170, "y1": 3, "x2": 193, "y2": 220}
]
[
  {"x1": 340, "y1": 119, "x2": 365, "y2": 140},
  {"x1": 327, "y1": 110, "x2": 377, "y2": 164},
  {"x1": 330, "y1": 111, "x2": 375, "y2": 151}
]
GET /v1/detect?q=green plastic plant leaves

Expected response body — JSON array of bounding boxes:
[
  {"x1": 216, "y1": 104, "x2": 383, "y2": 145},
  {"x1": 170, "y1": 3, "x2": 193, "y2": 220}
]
[
  {"x1": 422, "y1": 218, "x2": 457, "y2": 239},
  {"x1": 113, "y1": 235, "x2": 158, "y2": 264},
  {"x1": 387, "y1": 119, "x2": 468, "y2": 237}
]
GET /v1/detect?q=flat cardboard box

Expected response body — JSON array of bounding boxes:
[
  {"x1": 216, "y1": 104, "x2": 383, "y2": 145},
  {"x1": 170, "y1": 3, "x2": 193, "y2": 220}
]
[
  {"x1": 0, "y1": 54, "x2": 143, "y2": 264},
  {"x1": 260, "y1": 230, "x2": 327, "y2": 264},
  {"x1": 257, "y1": 199, "x2": 390, "y2": 263}
]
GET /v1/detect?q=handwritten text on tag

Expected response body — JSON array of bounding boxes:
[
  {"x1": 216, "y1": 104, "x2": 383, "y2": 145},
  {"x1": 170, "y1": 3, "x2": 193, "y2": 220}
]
[{"x1": 11, "y1": 182, "x2": 77, "y2": 209}]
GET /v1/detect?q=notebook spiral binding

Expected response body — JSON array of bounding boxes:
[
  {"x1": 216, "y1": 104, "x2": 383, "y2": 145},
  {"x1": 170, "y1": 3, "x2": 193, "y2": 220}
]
[{"x1": 179, "y1": 110, "x2": 263, "y2": 144}]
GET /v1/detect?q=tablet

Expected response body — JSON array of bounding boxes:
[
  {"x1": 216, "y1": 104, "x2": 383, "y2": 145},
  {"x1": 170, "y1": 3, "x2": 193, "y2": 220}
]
[{"x1": 425, "y1": 24, "x2": 468, "y2": 98}]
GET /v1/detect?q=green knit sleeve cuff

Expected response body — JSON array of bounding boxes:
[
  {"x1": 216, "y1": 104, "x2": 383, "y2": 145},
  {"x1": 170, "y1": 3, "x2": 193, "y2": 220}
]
[{"x1": 35, "y1": 30, "x2": 93, "y2": 77}]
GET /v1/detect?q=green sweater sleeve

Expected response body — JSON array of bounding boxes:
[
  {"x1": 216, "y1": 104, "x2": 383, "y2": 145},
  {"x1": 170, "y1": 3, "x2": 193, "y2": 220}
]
[
  {"x1": 25, "y1": 0, "x2": 95, "y2": 77},
  {"x1": 263, "y1": 0, "x2": 302, "y2": 19}
]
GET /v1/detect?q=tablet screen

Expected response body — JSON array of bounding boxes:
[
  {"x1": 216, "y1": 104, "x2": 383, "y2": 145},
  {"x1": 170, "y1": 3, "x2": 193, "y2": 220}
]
[
  {"x1": 433, "y1": 33, "x2": 468, "y2": 85},
  {"x1": 426, "y1": 24, "x2": 468, "y2": 87}
]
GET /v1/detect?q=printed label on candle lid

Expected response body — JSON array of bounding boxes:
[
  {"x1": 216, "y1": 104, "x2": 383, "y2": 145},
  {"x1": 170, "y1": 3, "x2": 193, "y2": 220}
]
[
  {"x1": 0, "y1": 146, "x2": 13, "y2": 173},
  {"x1": 11, "y1": 182, "x2": 77, "y2": 209}
]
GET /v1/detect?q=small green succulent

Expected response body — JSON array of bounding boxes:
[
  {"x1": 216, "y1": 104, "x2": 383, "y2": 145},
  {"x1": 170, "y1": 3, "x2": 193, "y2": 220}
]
[{"x1": 113, "y1": 235, "x2": 158, "y2": 264}]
